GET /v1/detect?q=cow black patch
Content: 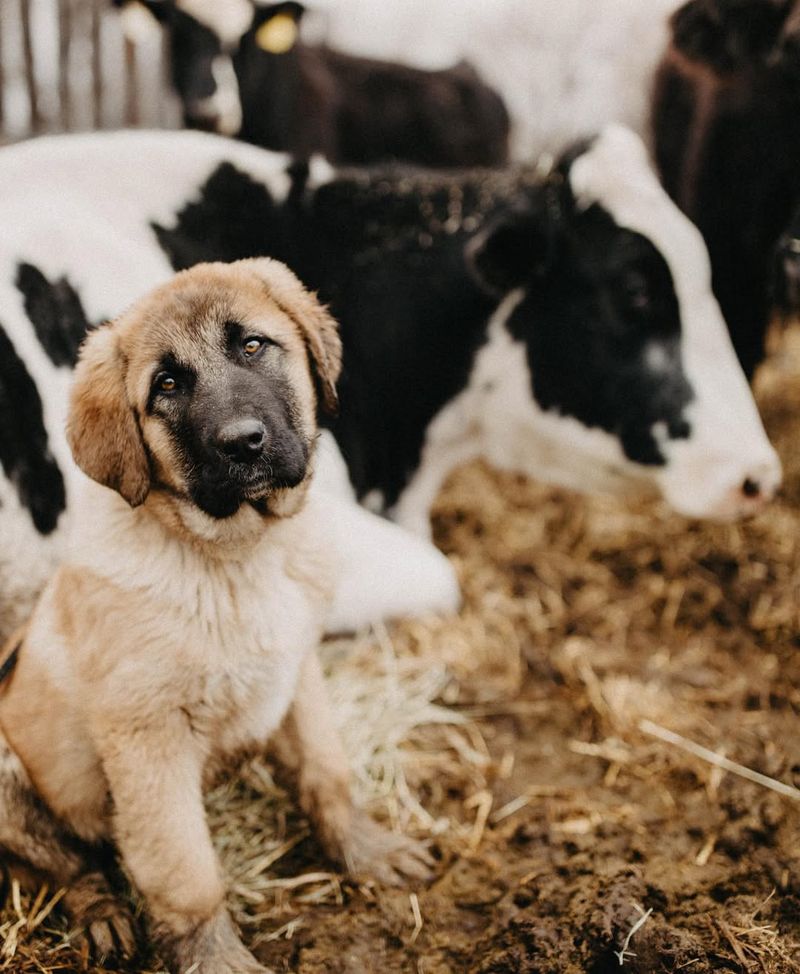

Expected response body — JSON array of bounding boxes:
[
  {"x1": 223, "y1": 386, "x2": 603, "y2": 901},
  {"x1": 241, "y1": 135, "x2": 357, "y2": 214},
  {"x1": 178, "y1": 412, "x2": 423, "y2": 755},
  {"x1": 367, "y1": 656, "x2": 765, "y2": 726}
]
[
  {"x1": 0, "y1": 323, "x2": 66, "y2": 534},
  {"x1": 167, "y1": 7, "x2": 223, "y2": 121},
  {"x1": 507, "y1": 201, "x2": 694, "y2": 466},
  {"x1": 16, "y1": 263, "x2": 92, "y2": 368},
  {"x1": 152, "y1": 162, "x2": 301, "y2": 271}
]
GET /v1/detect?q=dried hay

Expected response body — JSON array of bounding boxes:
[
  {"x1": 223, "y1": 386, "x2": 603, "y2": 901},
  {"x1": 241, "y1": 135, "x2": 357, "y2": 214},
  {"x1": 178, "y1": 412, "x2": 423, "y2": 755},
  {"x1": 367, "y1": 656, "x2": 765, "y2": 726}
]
[{"x1": 3, "y1": 324, "x2": 800, "y2": 972}]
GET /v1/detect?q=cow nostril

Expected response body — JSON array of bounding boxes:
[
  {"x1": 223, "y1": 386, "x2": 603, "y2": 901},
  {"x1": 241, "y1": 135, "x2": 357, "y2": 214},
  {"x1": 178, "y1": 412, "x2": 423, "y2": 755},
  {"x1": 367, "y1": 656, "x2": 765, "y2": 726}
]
[
  {"x1": 742, "y1": 477, "x2": 761, "y2": 499},
  {"x1": 246, "y1": 430, "x2": 264, "y2": 450}
]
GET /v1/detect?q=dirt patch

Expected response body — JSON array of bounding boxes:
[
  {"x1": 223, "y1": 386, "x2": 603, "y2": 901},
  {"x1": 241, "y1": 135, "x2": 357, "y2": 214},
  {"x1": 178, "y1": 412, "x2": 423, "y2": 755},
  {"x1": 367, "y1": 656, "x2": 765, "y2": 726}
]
[{"x1": 3, "y1": 326, "x2": 800, "y2": 973}]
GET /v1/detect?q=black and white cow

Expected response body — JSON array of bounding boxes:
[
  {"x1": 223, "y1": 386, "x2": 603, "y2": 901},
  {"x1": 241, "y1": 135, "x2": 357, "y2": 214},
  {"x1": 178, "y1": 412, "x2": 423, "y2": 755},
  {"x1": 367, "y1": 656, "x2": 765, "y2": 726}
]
[
  {"x1": 115, "y1": 0, "x2": 510, "y2": 167},
  {"x1": 0, "y1": 125, "x2": 780, "y2": 640}
]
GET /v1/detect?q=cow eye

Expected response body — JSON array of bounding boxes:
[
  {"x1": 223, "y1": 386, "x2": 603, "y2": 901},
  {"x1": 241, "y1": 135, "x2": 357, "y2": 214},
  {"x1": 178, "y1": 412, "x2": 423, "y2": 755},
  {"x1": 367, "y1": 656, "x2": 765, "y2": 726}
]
[
  {"x1": 243, "y1": 337, "x2": 264, "y2": 356},
  {"x1": 156, "y1": 372, "x2": 178, "y2": 394},
  {"x1": 625, "y1": 273, "x2": 650, "y2": 310}
]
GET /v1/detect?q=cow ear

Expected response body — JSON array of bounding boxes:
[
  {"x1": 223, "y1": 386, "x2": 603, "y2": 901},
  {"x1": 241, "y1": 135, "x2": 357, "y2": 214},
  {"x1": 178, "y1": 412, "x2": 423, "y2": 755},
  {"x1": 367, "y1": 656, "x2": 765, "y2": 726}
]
[
  {"x1": 669, "y1": 0, "x2": 722, "y2": 62},
  {"x1": 466, "y1": 202, "x2": 557, "y2": 297},
  {"x1": 67, "y1": 325, "x2": 150, "y2": 507},
  {"x1": 243, "y1": 258, "x2": 342, "y2": 416}
]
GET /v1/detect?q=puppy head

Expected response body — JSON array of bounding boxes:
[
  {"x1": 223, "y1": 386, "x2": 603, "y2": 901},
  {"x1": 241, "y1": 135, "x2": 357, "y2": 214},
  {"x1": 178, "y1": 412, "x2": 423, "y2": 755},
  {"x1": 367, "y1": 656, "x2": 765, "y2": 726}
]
[{"x1": 67, "y1": 258, "x2": 341, "y2": 520}]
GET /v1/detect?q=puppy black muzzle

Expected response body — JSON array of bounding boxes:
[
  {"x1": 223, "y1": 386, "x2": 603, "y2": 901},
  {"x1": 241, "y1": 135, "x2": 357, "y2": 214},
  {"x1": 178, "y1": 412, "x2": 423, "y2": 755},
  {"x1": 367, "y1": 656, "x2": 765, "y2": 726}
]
[
  {"x1": 207, "y1": 414, "x2": 308, "y2": 489},
  {"x1": 192, "y1": 417, "x2": 308, "y2": 519},
  {"x1": 181, "y1": 366, "x2": 310, "y2": 518}
]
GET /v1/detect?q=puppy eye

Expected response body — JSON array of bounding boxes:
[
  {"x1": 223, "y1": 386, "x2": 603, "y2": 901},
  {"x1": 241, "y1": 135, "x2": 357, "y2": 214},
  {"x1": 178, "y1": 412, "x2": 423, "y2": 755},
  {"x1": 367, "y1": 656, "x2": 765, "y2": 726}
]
[
  {"x1": 156, "y1": 373, "x2": 178, "y2": 394},
  {"x1": 243, "y1": 337, "x2": 264, "y2": 356}
]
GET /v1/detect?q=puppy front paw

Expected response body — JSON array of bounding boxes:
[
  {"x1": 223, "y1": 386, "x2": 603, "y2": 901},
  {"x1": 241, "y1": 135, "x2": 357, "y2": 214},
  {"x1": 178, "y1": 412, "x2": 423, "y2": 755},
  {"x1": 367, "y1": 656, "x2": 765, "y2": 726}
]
[
  {"x1": 163, "y1": 906, "x2": 274, "y2": 974},
  {"x1": 299, "y1": 769, "x2": 434, "y2": 886},
  {"x1": 338, "y1": 809, "x2": 434, "y2": 887}
]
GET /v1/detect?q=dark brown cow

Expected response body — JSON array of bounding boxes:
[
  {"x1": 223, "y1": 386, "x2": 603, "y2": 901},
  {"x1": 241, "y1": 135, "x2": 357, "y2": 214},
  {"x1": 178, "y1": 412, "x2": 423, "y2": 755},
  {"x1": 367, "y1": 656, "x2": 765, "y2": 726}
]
[{"x1": 652, "y1": 0, "x2": 800, "y2": 377}]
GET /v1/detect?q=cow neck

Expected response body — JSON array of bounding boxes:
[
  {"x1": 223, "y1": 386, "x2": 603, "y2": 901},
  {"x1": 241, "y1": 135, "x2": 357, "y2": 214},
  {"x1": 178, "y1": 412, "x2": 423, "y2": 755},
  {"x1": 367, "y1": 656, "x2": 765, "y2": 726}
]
[{"x1": 387, "y1": 291, "x2": 525, "y2": 536}]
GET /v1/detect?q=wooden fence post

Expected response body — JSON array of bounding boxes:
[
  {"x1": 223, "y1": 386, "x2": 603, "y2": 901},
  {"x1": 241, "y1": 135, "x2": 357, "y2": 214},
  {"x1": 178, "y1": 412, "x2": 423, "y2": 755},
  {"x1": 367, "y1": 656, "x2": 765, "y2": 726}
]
[
  {"x1": 20, "y1": 0, "x2": 41, "y2": 132},
  {"x1": 58, "y1": 0, "x2": 71, "y2": 129}
]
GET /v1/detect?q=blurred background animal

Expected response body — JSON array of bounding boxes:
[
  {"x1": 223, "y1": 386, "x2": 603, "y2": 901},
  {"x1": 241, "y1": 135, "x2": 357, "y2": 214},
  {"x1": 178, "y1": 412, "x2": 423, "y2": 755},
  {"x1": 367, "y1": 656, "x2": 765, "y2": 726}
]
[
  {"x1": 112, "y1": 0, "x2": 511, "y2": 166},
  {"x1": 652, "y1": 0, "x2": 800, "y2": 378}
]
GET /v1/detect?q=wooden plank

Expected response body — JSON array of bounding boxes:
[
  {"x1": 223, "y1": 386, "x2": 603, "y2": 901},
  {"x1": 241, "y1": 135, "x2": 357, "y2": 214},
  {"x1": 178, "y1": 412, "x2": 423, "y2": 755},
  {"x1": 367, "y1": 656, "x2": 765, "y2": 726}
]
[
  {"x1": 91, "y1": 0, "x2": 102, "y2": 128},
  {"x1": 124, "y1": 34, "x2": 139, "y2": 127},
  {"x1": 159, "y1": 28, "x2": 175, "y2": 127},
  {"x1": 0, "y1": 0, "x2": 5, "y2": 130},
  {"x1": 58, "y1": 0, "x2": 72, "y2": 130},
  {"x1": 19, "y1": 0, "x2": 40, "y2": 131},
  {"x1": 0, "y1": 0, "x2": 181, "y2": 142}
]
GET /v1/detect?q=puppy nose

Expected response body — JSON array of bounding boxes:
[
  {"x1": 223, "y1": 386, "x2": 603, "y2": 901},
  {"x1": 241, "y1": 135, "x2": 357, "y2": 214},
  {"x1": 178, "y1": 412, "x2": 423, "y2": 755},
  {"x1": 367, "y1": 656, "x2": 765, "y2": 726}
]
[{"x1": 217, "y1": 419, "x2": 266, "y2": 462}]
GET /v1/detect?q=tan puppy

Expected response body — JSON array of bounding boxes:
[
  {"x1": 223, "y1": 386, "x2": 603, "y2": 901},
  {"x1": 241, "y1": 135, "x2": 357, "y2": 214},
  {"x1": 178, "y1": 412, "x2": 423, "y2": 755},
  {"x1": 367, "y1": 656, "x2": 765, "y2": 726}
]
[{"x1": 0, "y1": 259, "x2": 429, "y2": 974}]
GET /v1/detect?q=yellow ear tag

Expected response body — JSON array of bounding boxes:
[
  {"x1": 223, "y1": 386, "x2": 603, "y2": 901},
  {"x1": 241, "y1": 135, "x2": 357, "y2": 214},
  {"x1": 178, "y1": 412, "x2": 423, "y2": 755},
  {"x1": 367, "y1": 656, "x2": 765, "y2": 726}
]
[{"x1": 256, "y1": 14, "x2": 299, "y2": 54}]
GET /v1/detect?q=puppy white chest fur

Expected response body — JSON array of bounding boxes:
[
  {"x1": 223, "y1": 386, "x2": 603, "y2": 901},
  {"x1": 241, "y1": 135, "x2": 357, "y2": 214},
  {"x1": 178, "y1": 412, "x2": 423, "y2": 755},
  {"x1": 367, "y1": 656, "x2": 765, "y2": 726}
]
[
  {"x1": 158, "y1": 551, "x2": 320, "y2": 755},
  {"x1": 57, "y1": 481, "x2": 333, "y2": 761}
]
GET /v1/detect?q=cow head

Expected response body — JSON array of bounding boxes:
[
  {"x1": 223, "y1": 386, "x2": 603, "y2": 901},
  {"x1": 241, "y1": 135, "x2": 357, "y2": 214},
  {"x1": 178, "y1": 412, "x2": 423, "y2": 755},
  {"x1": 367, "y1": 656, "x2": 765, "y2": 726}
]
[
  {"x1": 114, "y1": 0, "x2": 305, "y2": 137},
  {"x1": 466, "y1": 126, "x2": 781, "y2": 521}
]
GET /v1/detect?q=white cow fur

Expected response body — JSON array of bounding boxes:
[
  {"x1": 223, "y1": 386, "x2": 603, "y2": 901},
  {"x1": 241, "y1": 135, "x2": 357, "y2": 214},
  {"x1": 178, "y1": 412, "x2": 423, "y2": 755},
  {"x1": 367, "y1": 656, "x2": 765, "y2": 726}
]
[
  {"x1": 312, "y1": 0, "x2": 682, "y2": 160},
  {"x1": 0, "y1": 127, "x2": 779, "y2": 639}
]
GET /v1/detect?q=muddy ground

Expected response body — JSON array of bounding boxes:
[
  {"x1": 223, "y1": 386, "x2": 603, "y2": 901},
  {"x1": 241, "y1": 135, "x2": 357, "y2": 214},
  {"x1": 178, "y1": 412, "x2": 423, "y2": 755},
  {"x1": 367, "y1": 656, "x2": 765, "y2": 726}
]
[{"x1": 4, "y1": 329, "x2": 800, "y2": 973}]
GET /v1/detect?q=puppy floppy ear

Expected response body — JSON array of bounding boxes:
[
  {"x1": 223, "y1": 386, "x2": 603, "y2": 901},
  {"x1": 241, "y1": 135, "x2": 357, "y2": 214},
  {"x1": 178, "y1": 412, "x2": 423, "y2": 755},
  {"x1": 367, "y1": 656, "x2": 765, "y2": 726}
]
[
  {"x1": 67, "y1": 325, "x2": 150, "y2": 506},
  {"x1": 243, "y1": 257, "x2": 343, "y2": 415}
]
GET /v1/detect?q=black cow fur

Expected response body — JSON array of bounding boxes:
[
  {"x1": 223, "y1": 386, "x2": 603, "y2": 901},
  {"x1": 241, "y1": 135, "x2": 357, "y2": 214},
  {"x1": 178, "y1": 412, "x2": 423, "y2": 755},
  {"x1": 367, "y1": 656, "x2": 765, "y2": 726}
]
[
  {"x1": 16, "y1": 263, "x2": 93, "y2": 368},
  {"x1": 0, "y1": 321, "x2": 66, "y2": 534}
]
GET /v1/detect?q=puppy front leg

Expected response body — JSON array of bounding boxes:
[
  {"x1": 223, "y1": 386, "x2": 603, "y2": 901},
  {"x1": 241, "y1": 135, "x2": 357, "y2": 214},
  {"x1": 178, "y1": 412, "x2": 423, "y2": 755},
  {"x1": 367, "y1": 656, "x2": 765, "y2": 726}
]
[
  {"x1": 96, "y1": 717, "x2": 272, "y2": 974},
  {"x1": 285, "y1": 651, "x2": 433, "y2": 886}
]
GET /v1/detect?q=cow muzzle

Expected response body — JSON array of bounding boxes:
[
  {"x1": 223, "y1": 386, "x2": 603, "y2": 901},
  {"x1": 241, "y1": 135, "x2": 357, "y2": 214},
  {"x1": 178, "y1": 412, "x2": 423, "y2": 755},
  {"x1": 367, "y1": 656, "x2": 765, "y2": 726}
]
[{"x1": 655, "y1": 441, "x2": 782, "y2": 521}]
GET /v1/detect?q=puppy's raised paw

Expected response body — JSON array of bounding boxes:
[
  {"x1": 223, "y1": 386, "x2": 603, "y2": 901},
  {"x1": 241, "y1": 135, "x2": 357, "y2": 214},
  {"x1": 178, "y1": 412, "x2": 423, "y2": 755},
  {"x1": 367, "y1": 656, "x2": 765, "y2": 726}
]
[
  {"x1": 62, "y1": 871, "x2": 139, "y2": 961},
  {"x1": 337, "y1": 810, "x2": 435, "y2": 887},
  {"x1": 299, "y1": 771, "x2": 434, "y2": 887}
]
